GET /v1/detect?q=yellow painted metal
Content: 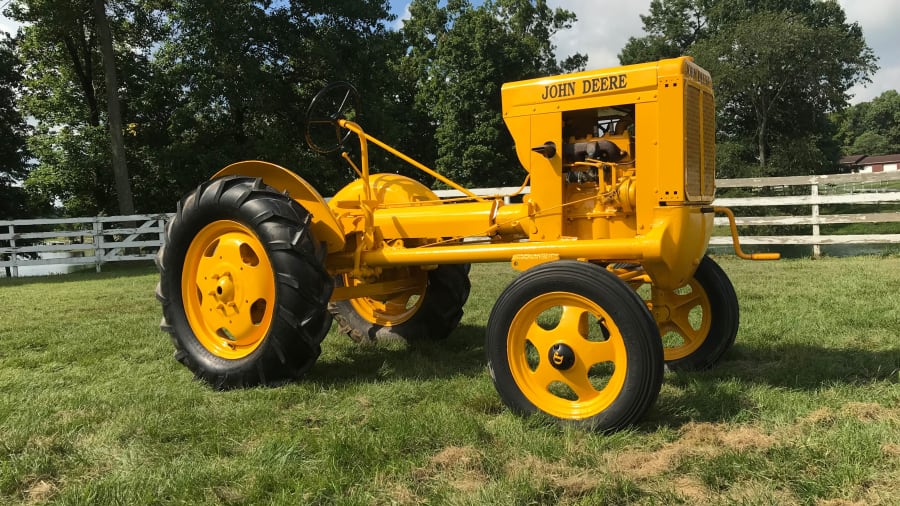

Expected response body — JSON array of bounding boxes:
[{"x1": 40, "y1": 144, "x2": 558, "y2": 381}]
[
  {"x1": 331, "y1": 174, "x2": 531, "y2": 243},
  {"x1": 341, "y1": 120, "x2": 482, "y2": 200},
  {"x1": 375, "y1": 202, "x2": 499, "y2": 239},
  {"x1": 342, "y1": 268, "x2": 428, "y2": 325},
  {"x1": 511, "y1": 253, "x2": 561, "y2": 271},
  {"x1": 715, "y1": 207, "x2": 781, "y2": 260},
  {"x1": 340, "y1": 236, "x2": 648, "y2": 268},
  {"x1": 526, "y1": 112, "x2": 565, "y2": 240},
  {"x1": 505, "y1": 292, "x2": 628, "y2": 420},
  {"x1": 213, "y1": 161, "x2": 346, "y2": 253},
  {"x1": 330, "y1": 173, "x2": 442, "y2": 236},
  {"x1": 650, "y1": 280, "x2": 712, "y2": 361},
  {"x1": 209, "y1": 57, "x2": 772, "y2": 314},
  {"x1": 639, "y1": 206, "x2": 713, "y2": 290},
  {"x1": 330, "y1": 272, "x2": 425, "y2": 302},
  {"x1": 181, "y1": 220, "x2": 275, "y2": 360},
  {"x1": 501, "y1": 62, "x2": 660, "y2": 132},
  {"x1": 332, "y1": 173, "x2": 440, "y2": 207}
]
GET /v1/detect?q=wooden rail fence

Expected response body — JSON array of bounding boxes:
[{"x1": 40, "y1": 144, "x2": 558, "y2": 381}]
[
  {"x1": 1, "y1": 215, "x2": 168, "y2": 278},
  {"x1": 709, "y1": 171, "x2": 900, "y2": 257},
  {"x1": 2, "y1": 172, "x2": 898, "y2": 277}
]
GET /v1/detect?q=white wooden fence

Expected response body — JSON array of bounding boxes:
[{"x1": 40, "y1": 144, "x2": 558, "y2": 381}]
[
  {"x1": 1, "y1": 214, "x2": 168, "y2": 277},
  {"x1": 2, "y1": 172, "x2": 898, "y2": 277},
  {"x1": 708, "y1": 171, "x2": 900, "y2": 257}
]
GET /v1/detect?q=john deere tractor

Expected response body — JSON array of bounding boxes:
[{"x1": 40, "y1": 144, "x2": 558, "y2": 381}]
[{"x1": 156, "y1": 56, "x2": 775, "y2": 431}]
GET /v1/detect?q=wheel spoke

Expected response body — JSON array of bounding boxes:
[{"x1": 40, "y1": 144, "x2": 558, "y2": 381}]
[
  {"x1": 524, "y1": 321, "x2": 555, "y2": 351},
  {"x1": 561, "y1": 361, "x2": 597, "y2": 400},
  {"x1": 337, "y1": 89, "x2": 351, "y2": 117},
  {"x1": 556, "y1": 305, "x2": 588, "y2": 338},
  {"x1": 530, "y1": 360, "x2": 561, "y2": 391},
  {"x1": 213, "y1": 235, "x2": 243, "y2": 266},
  {"x1": 195, "y1": 251, "x2": 219, "y2": 290},
  {"x1": 571, "y1": 338, "x2": 617, "y2": 366},
  {"x1": 669, "y1": 309, "x2": 701, "y2": 345},
  {"x1": 668, "y1": 290, "x2": 704, "y2": 311}
]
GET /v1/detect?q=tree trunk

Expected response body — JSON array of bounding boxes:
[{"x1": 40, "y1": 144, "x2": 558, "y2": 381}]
[
  {"x1": 757, "y1": 116, "x2": 768, "y2": 168},
  {"x1": 93, "y1": 0, "x2": 134, "y2": 215}
]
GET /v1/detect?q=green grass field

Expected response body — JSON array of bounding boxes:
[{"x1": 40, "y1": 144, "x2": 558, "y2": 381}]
[{"x1": 1, "y1": 256, "x2": 898, "y2": 505}]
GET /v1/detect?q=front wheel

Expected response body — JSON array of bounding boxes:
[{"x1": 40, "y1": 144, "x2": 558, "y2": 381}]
[
  {"x1": 486, "y1": 261, "x2": 663, "y2": 431},
  {"x1": 156, "y1": 176, "x2": 333, "y2": 388}
]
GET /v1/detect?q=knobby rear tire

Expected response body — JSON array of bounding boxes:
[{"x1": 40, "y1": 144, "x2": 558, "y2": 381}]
[{"x1": 156, "y1": 175, "x2": 333, "y2": 388}]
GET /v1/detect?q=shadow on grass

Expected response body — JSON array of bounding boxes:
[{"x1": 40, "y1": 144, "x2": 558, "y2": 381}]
[
  {"x1": 307, "y1": 320, "x2": 898, "y2": 428},
  {"x1": 307, "y1": 324, "x2": 488, "y2": 386},
  {"x1": 721, "y1": 342, "x2": 899, "y2": 389},
  {"x1": 648, "y1": 342, "x2": 899, "y2": 429}
]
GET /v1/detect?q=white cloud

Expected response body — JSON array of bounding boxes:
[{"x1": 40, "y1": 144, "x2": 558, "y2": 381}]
[
  {"x1": 1, "y1": 15, "x2": 21, "y2": 36},
  {"x1": 837, "y1": 0, "x2": 900, "y2": 104},
  {"x1": 549, "y1": 0, "x2": 651, "y2": 69},
  {"x1": 552, "y1": 0, "x2": 897, "y2": 104},
  {"x1": 392, "y1": 2, "x2": 412, "y2": 31}
]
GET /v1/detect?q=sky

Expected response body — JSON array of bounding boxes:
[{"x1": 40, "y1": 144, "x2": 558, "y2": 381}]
[
  {"x1": 0, "y1": 1, "x2": 896, "y2": 104},
  {"x1": 388, "y1": 0, "x2": 899, "y2": 105}
]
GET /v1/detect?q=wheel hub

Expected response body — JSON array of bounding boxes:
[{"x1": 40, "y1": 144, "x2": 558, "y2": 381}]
[
  {"x1": 548, "y1": 343, "x2": 576, "y2": 371},
  {"x1": 215, "y1": 274, "x2": 235, "y2": 303},
  {"x1": 182, "y1": 220, "x2": 276, "y2": 359}
]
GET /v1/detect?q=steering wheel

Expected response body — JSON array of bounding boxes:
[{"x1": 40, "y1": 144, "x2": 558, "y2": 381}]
[{"x1": 304, "y1": 81, "x2": 362, "y2": 154}]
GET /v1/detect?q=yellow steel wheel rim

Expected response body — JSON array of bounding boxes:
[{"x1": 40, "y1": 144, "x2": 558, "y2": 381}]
[
  {"x1": 507, "y1": 292, "x2": 628, "y2": 420},
  {"x1": 347, "y1": 268, "x2": 428, "y2": 326},
  {"x1": 181, "y1": 220, "x2": 276, "y2": 360},
  {"x1": 654, "y1": 279, "x2": 713, "y2": 361}
]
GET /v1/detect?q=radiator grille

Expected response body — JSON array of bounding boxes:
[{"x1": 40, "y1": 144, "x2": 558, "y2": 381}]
[{"x1": 684, "y1": 85, "x2": 716, "y2": 201}]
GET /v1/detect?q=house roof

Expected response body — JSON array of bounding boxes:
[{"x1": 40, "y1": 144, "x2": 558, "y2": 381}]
[
  {"x1": 839, "y1": 154, "x2": 900, "y2": 166},
  {"x1": 839, "y1": 155, "x2": 867, "y2": 165},
  {"x1": 859, "y1": 154, "x2": 900, "y2": 165}
]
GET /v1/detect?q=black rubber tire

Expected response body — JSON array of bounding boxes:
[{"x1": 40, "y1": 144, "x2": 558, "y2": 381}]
[
  {"x1": 664, "y1": 255, "x2": 739, "y2": 372},
  {"x1": 486, "y1": 261, "x2": 663, "y2": 431},
  {"x1": 156, "y1": 175, "x2": 333, "y2": 388},
  {"x1": 329, "y1": 264, "x2": 471, "y2": 343}
]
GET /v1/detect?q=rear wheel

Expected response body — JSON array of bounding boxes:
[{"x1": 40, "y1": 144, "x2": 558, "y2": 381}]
[
  {"x1": 486, "y1": 261, "x2": 663, "y2": 431},
  {"x1": 156, "y1": 176, "x2": 333, "y2": 388},
  {"x1": 614, "y1": 256, "x2": 739, "y2": 371},
  {"x1": 655, "y1": 256, "x2": 739, "y2": 371},
  {"x1": 329, "y1": 264, "x2": 470, "y2": 343}
]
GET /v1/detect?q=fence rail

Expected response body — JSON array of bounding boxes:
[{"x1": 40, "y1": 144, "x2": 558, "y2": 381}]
[
  {"x1": 2, "y1": 172, "x2": 898, "y2": 277},
  {"x1": 707, "y1": 171, "x2": 900, "y2": 257},
  {"x1": 1, "y1": 214, "x2": 169, "y2": 277}
]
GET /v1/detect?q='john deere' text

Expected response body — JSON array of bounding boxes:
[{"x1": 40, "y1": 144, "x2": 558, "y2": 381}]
[{"x1": 540, "y1": 74, "x2": 628, "y2": 100}]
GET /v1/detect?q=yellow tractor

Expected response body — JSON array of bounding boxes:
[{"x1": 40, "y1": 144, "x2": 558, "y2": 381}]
[{"x1": 156, "y1": 56, "x2": 775, "y2": 431}]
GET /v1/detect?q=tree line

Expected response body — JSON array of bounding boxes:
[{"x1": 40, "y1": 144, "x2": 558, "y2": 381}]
[{"x1": 0, "y1": 0, "x2": 894, "y2": 219}]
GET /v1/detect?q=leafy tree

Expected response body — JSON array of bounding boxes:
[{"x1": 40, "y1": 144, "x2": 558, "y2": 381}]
[
  {"x1": 832, "y1": 90, "x2": 900, "y2": 155},
  {"x1": 11, "y1": 0, "x2": 401, "y2": 213},
  {"x1": 621, "y1": 0, "x2": 877, "y2": 176},
  {"x1": 399, "y1": 0, "x2": 586, "y2": 187},
  {"x1": 10, "y1": 0, "x2": 162, "y2": 215},
  {"x1": 143, "y1": 0, "x2": 401, "y2": 200},
  {"x1": 0, "y1": 34, "x2": 36, "y2": 218}
]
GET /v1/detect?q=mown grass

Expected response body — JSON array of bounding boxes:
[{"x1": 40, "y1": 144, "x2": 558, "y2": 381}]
[{"x1": 1, "y1": 256, "x2": 898, "y2": 505}]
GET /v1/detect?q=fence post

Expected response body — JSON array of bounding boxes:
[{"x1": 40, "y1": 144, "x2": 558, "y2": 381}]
[
  {"x1": 811, "y1": 180, "x2": 821, "y2": 259},
  {"x1": 93, "y1": 219, "x2": 104, "y2": 272},
  {"x1": 158, "y1": 217, "x2": 167, "y2": 248},
  {"x1": 8, "y1": 224, "x2": 18, "y2": 278}
]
